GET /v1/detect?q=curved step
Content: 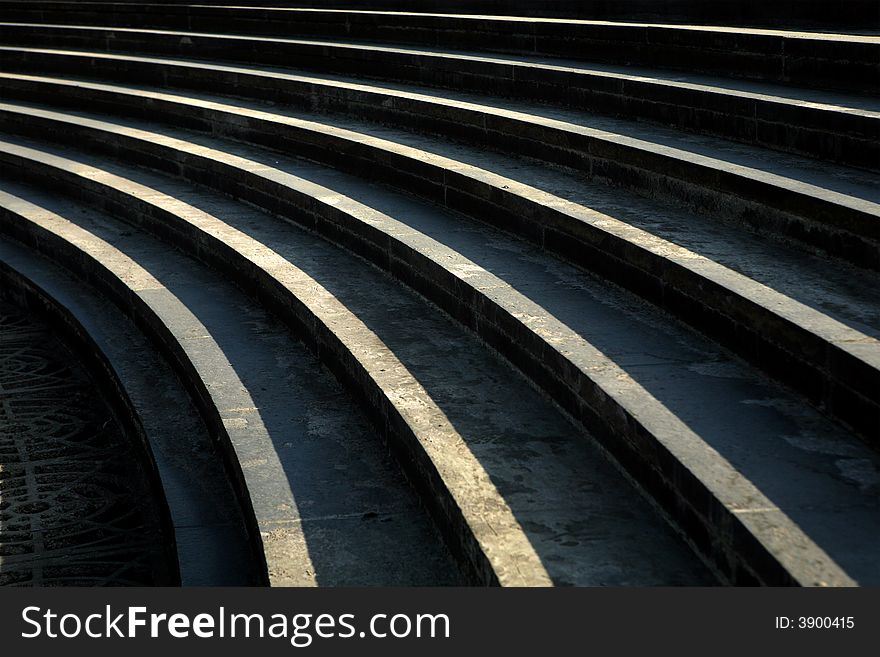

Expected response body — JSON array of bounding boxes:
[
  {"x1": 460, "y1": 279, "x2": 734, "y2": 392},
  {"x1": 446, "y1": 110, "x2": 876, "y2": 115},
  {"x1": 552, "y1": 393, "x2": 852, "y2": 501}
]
[
  {"x1": 1, "y1": 47, "x2": 875, "y2": 172},
  {"x1": 2, "y1": 1, "x2": 875, "y2": 30},
  {"x1": 0, "y1": 235, "x2": 260, "y2": 586},
  {"x1": 0, "y1": 52, "x2": 876, "y2": 268},
  {"x1": 0, "y1": 93, "x2": 877, "y2": 446},
  {"x1": 5, "y1": 135, "x2": 880, "y2": 586},
  {"x1": 0, "y1": 15, "x2": 875, "y2": 93},
  {"x1": 0, "y1": 185, "x2": 469, "y2": 587},
  {"x1": 0, "y1": 160, "x2": 715, "y2": 586}
]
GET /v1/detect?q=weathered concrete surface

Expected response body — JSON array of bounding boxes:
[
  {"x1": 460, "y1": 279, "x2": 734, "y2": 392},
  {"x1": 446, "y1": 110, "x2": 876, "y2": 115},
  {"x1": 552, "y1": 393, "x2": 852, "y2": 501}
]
[
  {"x1": 1, "y1": 131, "x2": 870, "y2": 577},
  {"x1": 0, "y1": 93, "x2": 875, "y2": 446},
  {"x1": 0, "y1": 235, "x2": 268, "y2": 586},
  {"x1": 0, "y1": 2, "x2": 876, "y2": 587},
  {"x1": 2, "y1": 47, "x2": 875, "y2": 170},
  {"x1": 2, "y1": 69, "x2": 872, "y2": 262},
  {"x1": 0, "y1": 183, "x2": 465, "y2": 587},
  {"x1": 0, "y1": 20, "x2": 875, "y2": 95},
  {"x1": 0, "y1": 144, "x2": 715, "y2": 586}
]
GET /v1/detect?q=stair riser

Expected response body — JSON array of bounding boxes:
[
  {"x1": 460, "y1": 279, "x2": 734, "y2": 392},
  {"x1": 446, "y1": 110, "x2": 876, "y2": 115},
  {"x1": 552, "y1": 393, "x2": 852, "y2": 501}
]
[
  {"x1": 2, "y1": 49, "x2": 875, "y2": 176},
  {"x1": 0, "y1": 136, "x2": 852, "y2": 586},
  {"x1": 0, "y1": 13, "x2": 875, "y2": 92},
  {"x1": 2, "y1": 96, "x2": 876, "y2": 445}
]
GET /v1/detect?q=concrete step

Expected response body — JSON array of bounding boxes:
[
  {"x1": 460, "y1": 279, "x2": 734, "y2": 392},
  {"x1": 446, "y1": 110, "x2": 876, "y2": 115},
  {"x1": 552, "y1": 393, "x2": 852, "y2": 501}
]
[
  {"x1": 0, "y1": 37, "x2": 875, "y2": 258},
  {"x1": 0, "y1": 143, "x2": 716, "y2": 586},
  {"x1": 0, "y1": 85, "x2": 876, "y2": 445},
  {"x1": 0, "y1": 230, "x2": 261, "y2": 586},
  {"x1": 4, "y1": 1, "x2": 874, "y2": 30},
  {"x1": 0, "y1": 7, "x2": 868, "y2": 93},
  {"x1": 0, "y1": 181, "x2": 466, "y2": 587},
  {"x1": 2, "y1": 123, "x2": 879, "y2": 585},
  {"x1": 1, "y1": 48, "x2": 875, "y2": 172}
]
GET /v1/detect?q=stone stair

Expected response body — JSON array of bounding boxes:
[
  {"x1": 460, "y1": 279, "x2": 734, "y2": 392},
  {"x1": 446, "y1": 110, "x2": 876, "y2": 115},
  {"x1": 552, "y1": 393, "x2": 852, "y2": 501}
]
[{"x1": 0, "y1": 1, "x2": 877, "y2": 586}]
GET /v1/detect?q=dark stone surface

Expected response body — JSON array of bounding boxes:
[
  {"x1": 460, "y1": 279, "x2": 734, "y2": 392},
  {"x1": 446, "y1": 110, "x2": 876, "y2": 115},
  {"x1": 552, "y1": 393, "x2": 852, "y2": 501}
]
[
  {"x1": 0, "y1": 298, "x2": 171, "y2": 586},
  {"x1": 0, "y1": 241, "x2": 263, "y2": 586}
]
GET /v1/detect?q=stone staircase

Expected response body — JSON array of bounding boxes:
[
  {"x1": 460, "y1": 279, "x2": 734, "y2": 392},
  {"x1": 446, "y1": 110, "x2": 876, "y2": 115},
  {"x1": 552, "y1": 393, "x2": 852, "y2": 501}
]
[{"x1": 0, "y1": 1, "x2": 877, "y2": 586}]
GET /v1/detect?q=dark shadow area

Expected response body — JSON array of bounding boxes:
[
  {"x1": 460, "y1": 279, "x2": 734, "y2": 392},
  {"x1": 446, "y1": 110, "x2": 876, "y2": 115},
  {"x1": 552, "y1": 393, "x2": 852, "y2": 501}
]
[
  {"x1": 0, "y1": 297, "x2": 169, "y2": 586},
  {"x1": 0, "y1": 235, "x2": 262, "y2": 586}
]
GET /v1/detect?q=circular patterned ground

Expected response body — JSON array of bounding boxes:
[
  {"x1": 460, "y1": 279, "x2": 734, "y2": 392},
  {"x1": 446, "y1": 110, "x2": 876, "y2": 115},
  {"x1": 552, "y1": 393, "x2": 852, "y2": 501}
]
[{"x1": 0, "y1": 300, "x2": 170, "y2": 586}]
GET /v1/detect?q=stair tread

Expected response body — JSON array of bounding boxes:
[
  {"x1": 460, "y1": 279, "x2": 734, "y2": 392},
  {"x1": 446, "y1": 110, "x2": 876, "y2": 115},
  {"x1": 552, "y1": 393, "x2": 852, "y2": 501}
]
[
  {"x1": 4, "y1": 13, "x2": 877, "y2": 40},
  {"x1": 186, "y1": 90, "x2": 880, "y2": 337}
]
